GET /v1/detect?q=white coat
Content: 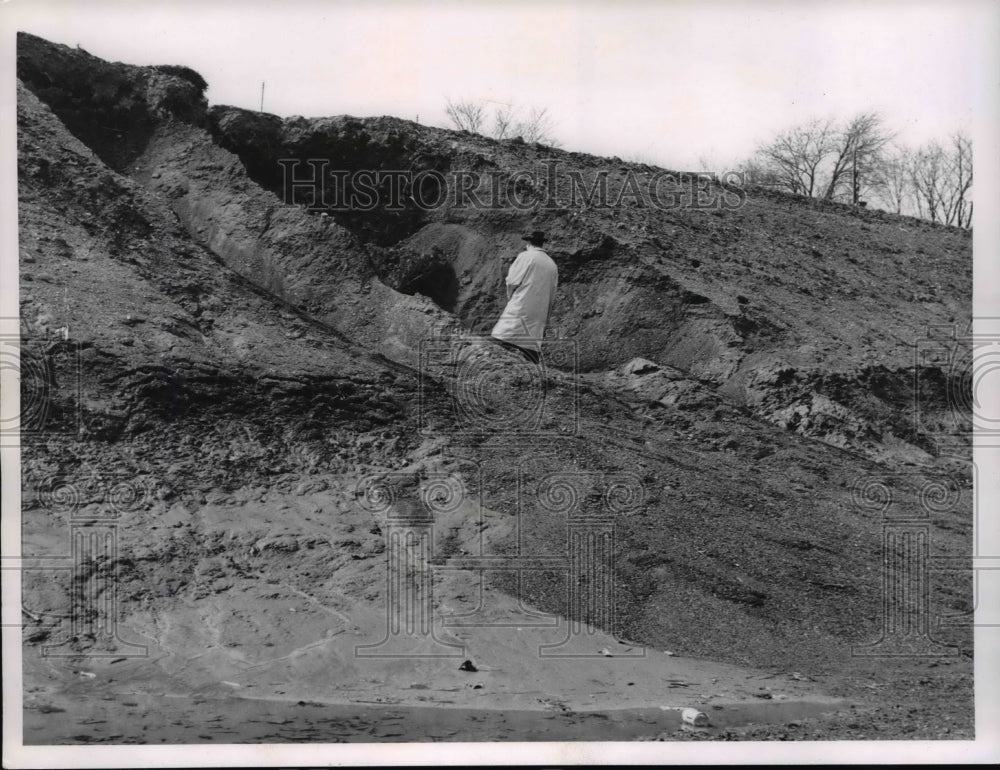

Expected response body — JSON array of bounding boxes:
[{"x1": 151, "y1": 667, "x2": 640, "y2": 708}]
[{"x1": 490, "y1": 245, "x2": 558, "y2": 353}]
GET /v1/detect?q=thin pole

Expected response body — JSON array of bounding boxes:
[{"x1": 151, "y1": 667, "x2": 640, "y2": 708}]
[
  {"x1": 852, "y1": 142, "x2": 857, "y2": 204},
  {"x1": 260, "y1": 81, "x2": 265, "y2": 113}
]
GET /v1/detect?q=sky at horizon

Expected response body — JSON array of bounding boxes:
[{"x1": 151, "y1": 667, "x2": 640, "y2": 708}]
[{"x1": 4, "y1": 0, "x2": 996, "y2": 172}]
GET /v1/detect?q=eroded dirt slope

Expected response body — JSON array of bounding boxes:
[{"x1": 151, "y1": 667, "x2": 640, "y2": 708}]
[
  {"x1": 18, "y1": 32, "x2": 972, "y2": 467},
  {"x1": 16, "y1": 32, "x2": 973, "y2": 742},
  {"x1": 201, "y1": 104, "x2": 972, "y2": 467}
]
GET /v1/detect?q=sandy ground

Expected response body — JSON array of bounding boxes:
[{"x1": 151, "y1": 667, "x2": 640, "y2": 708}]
[
  {"x1": 19, "y1": 443, "x2": 973, "y2": 744},
  {"x1": 22, "y1": 469, "x2": 852, "y2": 744},
  {"x1": 23, "y1": 614, "x2": 846, "y2": 744}
]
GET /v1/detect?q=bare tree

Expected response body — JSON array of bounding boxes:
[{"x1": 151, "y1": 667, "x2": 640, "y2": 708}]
[
  {"x1": 492, "y1": 104, "x2": 515, "y2": 140},
  {"x1": 909, "y1": 134, "x2": 973, "y2": 228},
  {"x1": 733, "y1": 157, "x2": 784, "y2": 188},
  {"x1": 737, "y1": 111, "x2": 970, "y2": 226},
  {"x1": 755, "y1": 119, "x2": 837, "y2": 197},
  {"x1": 823, "y1": 112, "x2": 894, "y2": 202},
  {"x1": 910, "y1": 141, "x2": 946, "y2": 223},
  {"x1": 444, "y1": 98, "x2": 485, "y2": 133},
  {"x1": 870, "y1": 144, "x2": 913, "y2": 215},
  {"x1": 945, "y1": 132, "x2": 973, "y2": 228},
  {"x1": 446, "y1": 98, "x2": 561, "y2": 147},
  {"x1": 515, "y1": 106, "x2": 559, "y2": 145}
]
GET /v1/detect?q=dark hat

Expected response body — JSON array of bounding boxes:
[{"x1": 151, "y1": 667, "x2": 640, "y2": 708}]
[{"x1": 522, "y1": 230, "x2": 546, "y2": 244}]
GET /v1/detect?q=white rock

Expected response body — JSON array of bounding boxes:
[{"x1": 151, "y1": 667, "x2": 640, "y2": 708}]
[{"x1": 623, "y1": 358, "x2": 661, "y2": 376}]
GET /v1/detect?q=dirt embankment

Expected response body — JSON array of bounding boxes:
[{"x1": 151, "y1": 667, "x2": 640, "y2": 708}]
[
  {"x1": 19, "y1": 31, "x2": 972, "y2": 466},
  {"x1": 16, "y1": 31, "x2": 973, "y2": 743},
  {"x1": 203, "y1": 103, "x2": 971, "y2": 468}
]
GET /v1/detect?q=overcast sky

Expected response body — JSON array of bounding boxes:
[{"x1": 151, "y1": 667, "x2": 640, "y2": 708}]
[{"x1": 5, "y1": 0, "x2": 996, "y2": 171}]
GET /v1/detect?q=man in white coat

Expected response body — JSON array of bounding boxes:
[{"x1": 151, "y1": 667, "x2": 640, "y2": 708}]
[{"x1": 490, "y1": 230, "x2": 558, "y2": 364}]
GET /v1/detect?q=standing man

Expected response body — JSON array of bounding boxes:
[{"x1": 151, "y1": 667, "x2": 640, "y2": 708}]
[{"x1": 490, "y1": 230, "x2": 558, "y2": 364}]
